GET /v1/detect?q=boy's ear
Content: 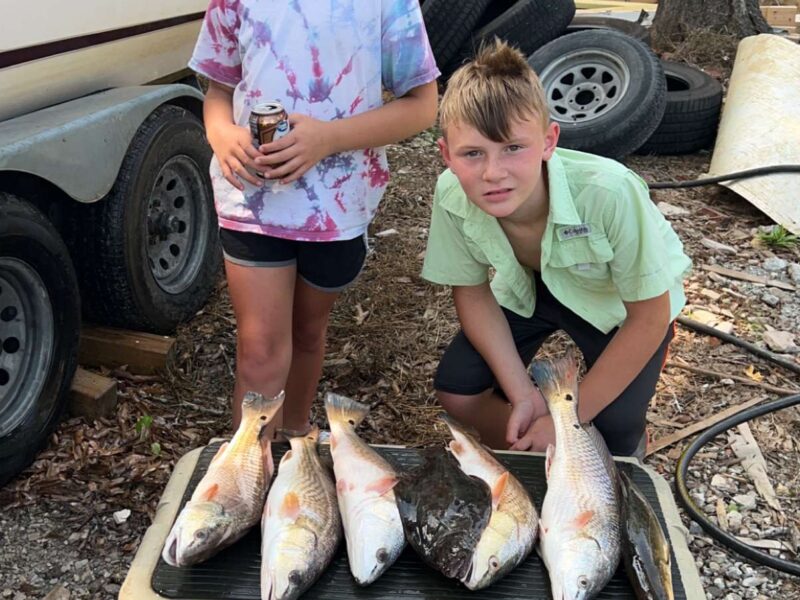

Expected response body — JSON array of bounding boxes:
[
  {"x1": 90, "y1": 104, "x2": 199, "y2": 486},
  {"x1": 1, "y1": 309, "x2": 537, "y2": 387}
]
[
  {"x1": 543, "y1": 122, "x2": 559, "y2": 161},
  {"x1": 437, "y1": 137, "x2": 452, "y2": 168}
]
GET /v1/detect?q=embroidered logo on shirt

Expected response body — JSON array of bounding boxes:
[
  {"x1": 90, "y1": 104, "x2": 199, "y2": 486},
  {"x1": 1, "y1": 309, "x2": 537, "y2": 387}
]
[{"x1": 557, "y1": 224, "x2": 592, "y2": 241}]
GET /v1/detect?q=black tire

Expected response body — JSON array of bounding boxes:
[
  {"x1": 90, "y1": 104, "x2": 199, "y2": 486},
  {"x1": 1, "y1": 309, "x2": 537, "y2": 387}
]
[
  {"x1": 636, "y1": 61, "x2": 723, "y2": 155},
  {"x1": 0, "y1": 194, "x2": 80, "y2": 487},
  {"x1": 444, "y1": 0, "x2": 576, "y2": 78},
  {"x1": 564, "y1": 15, "x2": 651, "y2": 45},
  {"x1": 69, "y1": 105, "x2": 221, "y2": 334},
  {"x1": 422, "y1": 0, "x2": 492, "y2": 69},
  {"x1": 528, "y1": 29, "x2": 666, "y2": 159}
]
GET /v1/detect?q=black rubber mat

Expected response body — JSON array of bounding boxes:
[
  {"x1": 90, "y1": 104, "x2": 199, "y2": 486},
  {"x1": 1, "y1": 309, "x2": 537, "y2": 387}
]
[{"x1": 152, "y1": 443, "x2": 688, "y2": 599}]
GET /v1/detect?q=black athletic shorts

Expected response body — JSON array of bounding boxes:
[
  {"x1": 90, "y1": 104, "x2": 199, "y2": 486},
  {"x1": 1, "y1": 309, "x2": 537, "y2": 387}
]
[
  {"x1": 219, "y1": 228, "x2": 368, "y2": 292},
  {"x1": 434, "y1": 271, "x2": 674, "y2": 456}
]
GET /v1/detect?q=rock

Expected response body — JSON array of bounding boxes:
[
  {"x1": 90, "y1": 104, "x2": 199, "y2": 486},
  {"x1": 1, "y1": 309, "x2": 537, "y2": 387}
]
[
  {"x1": 112, "y1": 510, "x2": 131, "y2": 525},
  {"x1": 710, "y1": 585, "x2": 725, "y2": 598},
  {"x1": 711, "y1": 474, "x2": 730, "y2": 489},
  {"x1": 701, "y1": 288, "x2": 723, "y2": 301},
  {"x1": 761, "y1": 292, "x2": 781, "y2": 307},
  {"x1": 763, "y1": 330, "x2": 798, "y2": 353},
  {"x1": 788, "y1": 263, "x2": 800, "y2": 285},
  {"x1": 734, "y1": 493, "x2": 757, "y2": 510},
  {"x1": 658, "y1": 202, "x2": 690, "y2": 217},
  {"x1": 42, "y1": 586, "x2": 69, "y2": 600},
  {"x1": 762, "y1": 257, "x2": 788, "y2": 272},
  {"x1": 701, "y1": 238, "x2": 738, "y2": 254},
  {"x1": 727, "y1": 511, "x2": 743, "y2": 530},
  {"x1": 689, "y1": 521, "x2": 704, "y2": 536},
  {"x1": 743, "y1": 576, "x2": 768, "y2": 587}
]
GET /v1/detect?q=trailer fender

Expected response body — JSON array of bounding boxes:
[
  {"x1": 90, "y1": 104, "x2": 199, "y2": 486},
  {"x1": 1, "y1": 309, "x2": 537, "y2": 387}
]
[{"x1": 0, "y1": 85, "x2": 204, "y2": 203}]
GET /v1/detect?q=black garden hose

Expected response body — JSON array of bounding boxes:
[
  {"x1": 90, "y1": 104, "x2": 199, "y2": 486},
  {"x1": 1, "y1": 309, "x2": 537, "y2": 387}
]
[
  {"x1": 675, "y1": 394, "x2": 800, "y2": 576},
  {"x1": 646, "y1": 164, "x2": 800, "y2": 189}
]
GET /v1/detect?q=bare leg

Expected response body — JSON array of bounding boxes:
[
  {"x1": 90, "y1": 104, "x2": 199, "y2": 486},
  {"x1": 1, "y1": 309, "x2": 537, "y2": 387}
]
[
  {"x1": 225, "y1": 259, "x2": 296, "y2": 433},
  {"x1": 437, "y1": 389, "x2": 514, "y2": 449},
  {"x1": 281, "y1": 278, "x2": 339, "y2": 432}
]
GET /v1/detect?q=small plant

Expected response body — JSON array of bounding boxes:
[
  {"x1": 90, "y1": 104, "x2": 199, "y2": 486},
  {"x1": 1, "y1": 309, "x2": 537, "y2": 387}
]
[
  {"x1": 135, "y1": 414, "x2": 154, "y2": 442},
  {"x1": 756, "y1": 225, "x2": 798, "y2": 249},
  {"x1": 150, "y1": 442, "x2": 162, "y2": 457}
]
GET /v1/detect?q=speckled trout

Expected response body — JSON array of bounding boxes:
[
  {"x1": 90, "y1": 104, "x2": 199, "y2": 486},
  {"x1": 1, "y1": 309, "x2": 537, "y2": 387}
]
[
  {"x1": 324, "y1": 393, "x2": 405, "y2": 585},
  {"x1": 442, "y1": 415, "x2": 538, "y2": 590},
  {"x1": 532, "y1": 354, "x2": 621, "y2": 599},
  {"x1": 162, "y1": 390, "x2": 284, "y2": 567},
  {"x1": 261, "y1": 427, "x2": 342, "y2": 600}
]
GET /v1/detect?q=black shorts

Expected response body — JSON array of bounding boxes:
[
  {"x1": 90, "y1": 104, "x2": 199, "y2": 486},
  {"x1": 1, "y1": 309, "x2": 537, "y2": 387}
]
[
  {"x1": 219, "y1": 228, "x2": 368, "y2": 292},
  {"x1": 434, "y1": 272, "x2": 674, "y2": 456}
]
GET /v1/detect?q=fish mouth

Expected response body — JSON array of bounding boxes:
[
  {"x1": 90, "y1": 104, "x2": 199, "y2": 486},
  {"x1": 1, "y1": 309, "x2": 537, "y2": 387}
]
[{"x1": 162, "y1": 531, "x2": 179, "y2": 567}]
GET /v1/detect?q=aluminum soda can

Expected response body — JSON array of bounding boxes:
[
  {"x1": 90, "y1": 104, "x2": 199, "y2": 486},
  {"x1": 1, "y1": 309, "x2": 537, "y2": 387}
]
[{"x1": 249, "y1": 102, "x2": 290, "y2": 147}]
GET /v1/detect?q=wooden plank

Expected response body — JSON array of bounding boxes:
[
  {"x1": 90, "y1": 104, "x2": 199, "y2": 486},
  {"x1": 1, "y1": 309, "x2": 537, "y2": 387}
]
[
  {"x1": 69, "y1": 367, "x2": 118, "y2": 420},
  {"x1": 79, "y1": 326, "x2": 175, "y2": 375},
  {"x1": 576, "y1": 0, "x2": 656, "y2": 9},
  {"x1": 701, "y1": 264, "x2": 796, "y2": 291},
  {"x1": 761, "y1": 5, "x2": 797, "y2": 27},
  {"x1": 647, "y1": 396, "x2": 767, "y2": 456}
]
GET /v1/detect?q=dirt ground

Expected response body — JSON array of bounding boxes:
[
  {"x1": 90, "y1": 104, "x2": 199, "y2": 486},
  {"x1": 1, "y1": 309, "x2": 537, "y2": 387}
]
[{"x1": 2, "y1": 72, "x2": 800, "y2": 599}]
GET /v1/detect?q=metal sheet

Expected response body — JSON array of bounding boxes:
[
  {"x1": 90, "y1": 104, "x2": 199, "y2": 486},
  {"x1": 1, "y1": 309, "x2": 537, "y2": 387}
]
[{"x1": 709, "y1": 34, "x2": 800, "y2": 234}]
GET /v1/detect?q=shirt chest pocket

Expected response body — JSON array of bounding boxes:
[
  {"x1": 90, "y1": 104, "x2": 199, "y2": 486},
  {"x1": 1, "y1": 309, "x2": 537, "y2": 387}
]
[{"x1": 548, "y1": 235, "x2": 614, "y2": 285}]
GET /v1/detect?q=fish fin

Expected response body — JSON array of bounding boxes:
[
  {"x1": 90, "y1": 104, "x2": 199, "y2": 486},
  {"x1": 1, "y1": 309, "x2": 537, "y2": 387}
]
[
  {"x1": 491, "y1": 471, "x2": 509, "y2": 509},
  {"x1": 439, "y1": 413, "x2": 482, "y2": 441},
  {"x1": 448, "y1": 439, "x2": 465, "y2": 456},
  {"x1": 324, "y1": 392, "x2": 369, "y2": 428},
  {"x1": 209, "y1": 442, "x2": 229, "y2": 465},
  {"x1": 539, "y1": 518, "x2": 548, "y2": 537},
  {"x1": 279, "y1": 449, "x2": 293, "y2": 468},
  {"x1": 545, "y1": 444, "x2": 555, "y2": 480},
  {"x1": 530, "y1": 351, "x2": 579, "y2": 410},
  {"x1": 365, "y1": 475, "x2": 398, "y2": 496},
  {"x1": 262, "y1": 439, "x2": 274, "y2": 480},
  {"x1": 572, "y1": 509, "x2": 595, "y2": 529},
  {"x1": 336, "y1": 478, "x2": 347, "y2": 494},
  {"x1": 241, "y1": 390, "x2": 285, "y2": 426},
  {"x1": 199, "y1": 483, "x2": 220, "y2": 501},
  {"x1": 279, "y1": 491, "x2": 301, "y2": 520}
]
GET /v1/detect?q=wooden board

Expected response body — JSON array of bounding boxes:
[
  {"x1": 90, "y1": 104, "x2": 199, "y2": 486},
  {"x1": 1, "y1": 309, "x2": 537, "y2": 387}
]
[
  {"x1": 761, "y1": 5, "x2": 798, "y2": 27},
  {"x1": 69, "y1": 367, "x2": 118, "y2": 420},
  {"x1": 576, "y1": 0, "x2": 656, "y2": 9},
  {"x1": 79, "y1": 326, "x2": 176, "y2": 375}
]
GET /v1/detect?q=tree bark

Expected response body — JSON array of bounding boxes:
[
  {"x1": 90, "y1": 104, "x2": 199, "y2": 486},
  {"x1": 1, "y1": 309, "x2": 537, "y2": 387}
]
[{"x1": 652, "y1": 0, "x2": 771, "y2": 48}]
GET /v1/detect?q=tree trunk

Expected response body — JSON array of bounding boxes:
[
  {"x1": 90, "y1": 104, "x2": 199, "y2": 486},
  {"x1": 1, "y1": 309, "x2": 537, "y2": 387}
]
[{"x1": 652, "y1": 0, "x2": 771, "y2": 48}]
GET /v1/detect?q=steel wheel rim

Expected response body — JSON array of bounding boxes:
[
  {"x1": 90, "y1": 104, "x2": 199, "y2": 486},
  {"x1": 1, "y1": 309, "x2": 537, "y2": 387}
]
[
  {"x1": 146, "y1": 155, "x2": 211, "y2": 294},
  {"x1": 0, "y1": 257, "x2": 55, "y2": 437},
  {"x1": 537, "y1": 49, "x2": 630, "y2": 125}
]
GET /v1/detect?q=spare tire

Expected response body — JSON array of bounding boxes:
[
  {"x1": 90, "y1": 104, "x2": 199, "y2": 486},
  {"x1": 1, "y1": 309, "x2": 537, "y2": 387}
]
[
  {"x1": 422, "y1": 0, "x2": 492, "y2": 69},
  {"x1": 528, "y1": 29, "x2": 666, "y2": 159},
  {"x1": 565, "y1": 15, "x2": 651, "y2": 45},
  {"x1": 636, "y1": 61, "x2": 723, "y2": 155},
  {"x1": 444, "y1": 0, "x2": 576, "y2": 78},
  {"x1": 0, "y1": 194, "x2": 80, "y2": 487}
]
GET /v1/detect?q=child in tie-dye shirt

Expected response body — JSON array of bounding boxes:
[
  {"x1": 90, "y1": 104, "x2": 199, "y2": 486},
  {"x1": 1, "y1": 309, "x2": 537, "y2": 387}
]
[{"x1": 190, "y1": 0, "x2": 439, "y2": 430}]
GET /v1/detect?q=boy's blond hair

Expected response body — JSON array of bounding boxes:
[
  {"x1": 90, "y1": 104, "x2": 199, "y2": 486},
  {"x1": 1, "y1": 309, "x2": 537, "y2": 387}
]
[{"x1": 440, "y1": 39, "x2": 550, "y2": 141}]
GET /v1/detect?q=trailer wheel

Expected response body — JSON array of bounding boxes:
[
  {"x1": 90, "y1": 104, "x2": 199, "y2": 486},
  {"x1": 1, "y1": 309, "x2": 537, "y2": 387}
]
[
  {"x1": 71, "y1": 105, "x2": 221, "y2": 334},
  {"x1": 528, "y1": 29, "x2": 666, "y2": 159},
  {"x1": 0, "y1": 194, "x2": 80, "y2": 487},
  {"x1": 422, "y1": 0, "x2": 492, "y2": 69}
]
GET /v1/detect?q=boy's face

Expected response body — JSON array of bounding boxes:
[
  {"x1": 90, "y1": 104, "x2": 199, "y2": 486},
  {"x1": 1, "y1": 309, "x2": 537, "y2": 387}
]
[{"x1": 438, "y1": 117, "x2": 559, "y2": 220}]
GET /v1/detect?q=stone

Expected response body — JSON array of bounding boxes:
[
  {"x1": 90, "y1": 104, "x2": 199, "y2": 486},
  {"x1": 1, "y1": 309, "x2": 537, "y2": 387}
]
[
  {"x1": 742, "y1": 576, "x2": 767, "y2": 587},
  {"x1": 42, "y1": 586, "x2": 69, "y2": 600},
  {"x1": 728, "y1": 511, "x2": 743, "y2": 529},
  {"x1": 657, "y1": 202, "x2": 690, "y2": 217},
  {"x1": 762, "y1": 257, "x2": 788, "y2": 272},
  {"x1": 788, "y1": 263, "x2": 800, "y2": 285},
  {"x1": 709, "y1": 585, "x2": 724, "y2": 598},
  {"x1": 764, "y1": 330, "x2": 798, "y2": 353},
  {"x1": 734, "y1": 493, "x2": 757, "y2": 511},
  {"x1": 761, "y1": 292, "x2": 781, "y2": 307},
  {"x1": 112, "y1": 509, "x2": 130, "y2": 525},
  {"x1": 711, "y1": 474, "x2": 730, "y2": 489},
  {"x1": 701, "y1": 238, "x2": 738, "y2": 254}
]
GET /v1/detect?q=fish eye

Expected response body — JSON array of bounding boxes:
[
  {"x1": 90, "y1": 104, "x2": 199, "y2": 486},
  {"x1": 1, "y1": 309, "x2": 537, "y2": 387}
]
[
  {"x1": 489, "y1": 555, "x2": 500, "y2": 570},
  {"x1": 288, "y1": 570, "x2": 303, "y2": 585},
  {"x1": 565, "y1": 393, "x2": 574, "y2": 401},
  {"x1": 578, "y1": 575, "x2": 590, "y2": 589},
  {"x1": 194, "y1": 529, "x2": 208, "y2": 541},
  {"x1": 376, "y1": 548, "x2": 389, "y2": 563}
]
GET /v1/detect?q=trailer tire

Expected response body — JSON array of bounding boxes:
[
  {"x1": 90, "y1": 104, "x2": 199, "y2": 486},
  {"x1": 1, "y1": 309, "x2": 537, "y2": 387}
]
[
  {"x1": 71, "y1": 105, "x2": 221, "y2": 334},
  {"x1": 0, "y1": 194, "x2": 80, "y2": 487},
  {"x1": 564, "y1": 15, "x2": 651, "y2": 45},
  {"x1": 422, "y1": 0, "x2": 492, "y2": 69},
  {"x1": 528, "y1": 29, "x2": 666, "y2": 159},
  {"x1": 636, "y1": 61, "x2": 723, "y2": 155}
]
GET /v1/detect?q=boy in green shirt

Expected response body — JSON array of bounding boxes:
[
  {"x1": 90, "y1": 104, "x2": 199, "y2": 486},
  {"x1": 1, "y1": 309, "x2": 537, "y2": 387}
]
[{"x1": 421, "y1": 40, "x2": 691, "y2": 457}]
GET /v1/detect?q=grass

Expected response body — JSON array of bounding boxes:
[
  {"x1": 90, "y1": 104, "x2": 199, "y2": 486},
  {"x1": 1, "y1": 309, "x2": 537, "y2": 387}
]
[{"x1": 757, "y1": 225, "x2": 798, "y2": 250}]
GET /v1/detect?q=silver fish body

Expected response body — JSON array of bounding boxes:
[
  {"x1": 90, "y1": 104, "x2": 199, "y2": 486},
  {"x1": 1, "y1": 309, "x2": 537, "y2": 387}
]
[
  {"x1": 261, "y1": 427, "x2": 342, "y2": 600},
  {"x1": 442, "y1": 415, "x2": 538, "y2": 590},
  {"x1": 324, "y1": 393, "x2": 405, "y2": 585},
  {"x1": 162, "y1": 391, "x2": 284, "y2": 567},
  {"x1": 532, "y1": 355, "x2": 621, "y2": 600}
]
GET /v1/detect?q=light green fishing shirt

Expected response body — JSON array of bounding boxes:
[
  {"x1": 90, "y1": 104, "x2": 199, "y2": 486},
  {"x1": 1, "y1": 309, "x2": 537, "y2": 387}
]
[{"x1": 421, "y1": 148, "x2": 692, "y2": 334}]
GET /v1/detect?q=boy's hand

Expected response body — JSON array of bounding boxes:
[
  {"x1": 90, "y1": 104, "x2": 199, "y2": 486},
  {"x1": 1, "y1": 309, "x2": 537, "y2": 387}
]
[
  {"x1": 510, "y1": 415, "x2": 555, "y2": 452},
  {"x1": 506, "y1": 387, "x2": 548, "y2": 448},
  {"x1": 207, "y1": 122, "x2": 264, "y2": 190},
  {"x1": 256, "y1": 114, "x2": 333, "y2": 184}
]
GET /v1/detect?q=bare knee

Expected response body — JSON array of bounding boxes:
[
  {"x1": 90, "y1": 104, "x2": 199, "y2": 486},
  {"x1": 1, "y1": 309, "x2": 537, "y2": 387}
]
[
  {"x1": 237, "y1": 335, "x2": 291, "y2": 384},
  {"x1": 436, "y1": 390, "x2": 478, "y2": 419}
]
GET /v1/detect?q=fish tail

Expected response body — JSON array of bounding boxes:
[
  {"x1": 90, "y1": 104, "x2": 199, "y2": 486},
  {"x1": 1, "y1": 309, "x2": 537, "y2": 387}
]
[
  {"x1": 241, "y1": 390, "x2": 285, "y2": 424},
  {"x1": 324, "y1": 392, "x2": 369, "y2": 428},
  {"x1": 282, "y1": 425, "x2": 320, "y2": 452},
  {"x1": 530, "y1": 351, "x2": 579, "y2": 411}
]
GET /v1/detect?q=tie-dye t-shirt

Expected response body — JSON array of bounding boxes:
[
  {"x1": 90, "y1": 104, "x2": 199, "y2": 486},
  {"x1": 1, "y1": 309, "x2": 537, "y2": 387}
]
[{"x1": 189, "y1": 0, "x2": 439, "y2": 241}]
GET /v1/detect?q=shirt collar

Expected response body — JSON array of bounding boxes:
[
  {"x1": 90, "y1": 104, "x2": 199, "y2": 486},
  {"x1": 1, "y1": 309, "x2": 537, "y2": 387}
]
[{"x1": 545, "y1": 150, "x2": 582, "y2": 226}]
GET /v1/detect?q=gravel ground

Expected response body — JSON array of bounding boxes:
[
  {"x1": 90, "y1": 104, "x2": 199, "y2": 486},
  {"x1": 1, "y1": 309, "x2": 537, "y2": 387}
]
[{"x1": 2, "y1": 131, "x2": 800, "y2": 599}]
